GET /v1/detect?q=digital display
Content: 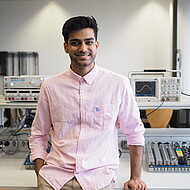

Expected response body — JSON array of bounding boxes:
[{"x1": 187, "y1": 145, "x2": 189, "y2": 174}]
[
  {"x1": 11, "y1": 78, "x2": 25, "y2": 81},
  {"x1": 135, "y1": 81, "x2": 156, "y2": 97}
]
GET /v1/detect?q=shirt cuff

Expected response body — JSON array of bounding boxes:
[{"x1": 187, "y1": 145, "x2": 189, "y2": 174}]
[
  {"x1": 30, "y1": 151, "x2": 48, "y2": 162},
  {"x1": 126, "y1": 135, "x2": 145, "y2": 146}
]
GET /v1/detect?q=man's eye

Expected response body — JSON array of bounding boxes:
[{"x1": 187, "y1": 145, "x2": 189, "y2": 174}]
[
  {"x1": 86, "y1": 41, "x2": 94, "y2": 45},
  {"x1": 70, "y1": 42, "x2": 80, "y2": 46}
]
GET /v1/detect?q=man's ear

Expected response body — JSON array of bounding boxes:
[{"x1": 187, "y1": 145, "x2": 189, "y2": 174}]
[
  {"x1": 64, "y1": 42, "x2": 69, "y2": 53},
  {"x1": 95, "y1": 41, "x2": 99, "y2": 49}
]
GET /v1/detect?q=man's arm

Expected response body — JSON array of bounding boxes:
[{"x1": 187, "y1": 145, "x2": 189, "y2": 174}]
[
  {"x1": 34, "y1": 158, "x2": 45, "y2": 176},
  {"x1": 124, "y1": 145, "x2": 147, "y2": 190},
  {"x1": 29, "y1": 84, "x2": 51, "y2": 171}
]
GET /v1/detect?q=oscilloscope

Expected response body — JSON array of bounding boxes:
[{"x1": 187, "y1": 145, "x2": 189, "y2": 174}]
[{"x1": 129, "y1": 69, "x2": 182, "y2": 102}]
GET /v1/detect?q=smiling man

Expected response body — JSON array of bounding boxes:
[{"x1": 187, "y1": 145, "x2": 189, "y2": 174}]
[{"x1": 29, "y1": 16, "x2": 147, "y2": 190}]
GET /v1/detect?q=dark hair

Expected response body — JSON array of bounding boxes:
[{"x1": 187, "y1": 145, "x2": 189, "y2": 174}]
[{"x1": 62, "y1": 16, "x2": 98, "y2": 42}]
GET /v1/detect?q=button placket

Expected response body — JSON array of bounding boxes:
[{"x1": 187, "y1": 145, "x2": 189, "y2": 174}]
[
  {"x1": 76, "y1": 79, "x2": 86, "y2": 173},
  {"x1": 79, "y1": 79, "x2": 86, "y2": 123}
]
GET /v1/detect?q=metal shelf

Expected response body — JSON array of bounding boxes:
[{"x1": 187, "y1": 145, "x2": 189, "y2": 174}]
[{"x1": 0, "y1": 102, "x2": 37, "y2": 109}]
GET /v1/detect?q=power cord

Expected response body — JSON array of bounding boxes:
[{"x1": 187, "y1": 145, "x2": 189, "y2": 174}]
[
  {"x1": 141, "y1": 100, "x2": 165, "y2": 120},
  {"x1": 182, "y1": 92, "x2": 190, "y2": 97}
]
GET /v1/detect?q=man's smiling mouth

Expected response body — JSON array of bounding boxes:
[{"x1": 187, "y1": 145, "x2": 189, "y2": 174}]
[{"x1": 75, "y1": 52, "x2": 91, "y2": 57}]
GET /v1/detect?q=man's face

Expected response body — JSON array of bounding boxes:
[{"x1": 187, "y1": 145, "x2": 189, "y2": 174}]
[{"x1": 64, "y1": 28, "x2": 99, "y2": 73}]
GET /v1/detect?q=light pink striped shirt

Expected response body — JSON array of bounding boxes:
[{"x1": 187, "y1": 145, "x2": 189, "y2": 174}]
[{"x1": 29, "y1": 64, "x2": 145, "y2": 190}]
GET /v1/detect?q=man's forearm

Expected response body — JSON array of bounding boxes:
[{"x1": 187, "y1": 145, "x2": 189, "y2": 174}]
[
  {"x1": 34, "y1": 158, "x2": 45, "y2": 176},
  {"x1": 129, "y1": 145, "x2": 144, "y2": 179}
]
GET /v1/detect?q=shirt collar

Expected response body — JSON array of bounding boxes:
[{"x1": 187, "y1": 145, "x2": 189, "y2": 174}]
[
  {"x1": 67, "y1": 64, "x2": 99, "y2": 85},
  {"x1": 83, "y1": 64, "x2": 99, "y2": 85}
]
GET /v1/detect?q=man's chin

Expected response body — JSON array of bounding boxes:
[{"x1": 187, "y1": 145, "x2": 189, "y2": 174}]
[{"x1": 75, "y1": 61, "x2": 94, "y2": 68}]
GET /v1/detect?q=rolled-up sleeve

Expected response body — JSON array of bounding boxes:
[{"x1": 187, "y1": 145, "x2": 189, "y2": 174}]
[
  {"x1": 118, "y1": 78, "x2": 145, "y2": 146},
  {"x1": 29, "y1": 83, "x2": 52, "y2": 161}
]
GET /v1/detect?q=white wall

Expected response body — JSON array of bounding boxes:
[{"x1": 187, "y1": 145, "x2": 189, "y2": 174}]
[
  {"x1": 178, "y1": 0, "x2": 190, "y2": 94},
  {"x1": 0, "y1": 0, "x2": 172, "y2": 76}
]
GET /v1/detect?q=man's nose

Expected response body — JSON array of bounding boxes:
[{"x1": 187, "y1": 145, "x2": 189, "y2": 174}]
[{"x1": 79, "y1": 42, "x2": 87, "y2": 52}]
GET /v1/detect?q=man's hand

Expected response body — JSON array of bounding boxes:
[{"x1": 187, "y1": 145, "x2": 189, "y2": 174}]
[
  {"x1": 124, "y1": 178, "x2": 147, "y2": 190},
  {"x1": 34, "y1": 158, "x2": 44, "y2": 176}
]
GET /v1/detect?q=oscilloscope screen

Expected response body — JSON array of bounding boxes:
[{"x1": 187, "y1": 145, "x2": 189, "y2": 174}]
[{"x1": 135, "y1": 81, "x2": 156, "y2": 97}]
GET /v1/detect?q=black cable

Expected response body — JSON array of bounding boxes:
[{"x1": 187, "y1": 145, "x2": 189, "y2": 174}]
[
  {"x1": 182, "y1": 92, "x2": 190, "y2": 97},
  {"x1": 0, "y1": 127, "x2": 9, "y2": 136},
  {"x1": 142, "y1": 100, "x2": 165, "y2": 119},
  {"x1": 10, "y1": 132, "x2": 30, "y2": 136},
  {"x1": 119, "y1": 149, "x2": 122, "y2": 158},
  {"x1": 2, "y1": 134, "x2": 19, "y2": 155}
]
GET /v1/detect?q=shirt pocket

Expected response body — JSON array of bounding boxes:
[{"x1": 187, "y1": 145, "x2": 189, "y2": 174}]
[{"x1": 89, "y1": 104, "x2": 116, "y2": 130}]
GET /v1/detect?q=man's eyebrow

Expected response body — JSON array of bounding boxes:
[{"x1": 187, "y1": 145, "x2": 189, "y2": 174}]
[
  {"x1": 84, "y1": 38, "x2": 95, "y2": 41},
  {"x1": 69, "y1": 39, "x2": 80, "y2": 42},
  {"x1": 69, "y1": 38, "x2": 95, "y2": 42}
]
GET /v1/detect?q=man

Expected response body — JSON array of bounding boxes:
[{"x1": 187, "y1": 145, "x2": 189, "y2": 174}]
[{"x1": 29, "y1": 16, "x2": 147, "y2": 190}]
